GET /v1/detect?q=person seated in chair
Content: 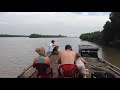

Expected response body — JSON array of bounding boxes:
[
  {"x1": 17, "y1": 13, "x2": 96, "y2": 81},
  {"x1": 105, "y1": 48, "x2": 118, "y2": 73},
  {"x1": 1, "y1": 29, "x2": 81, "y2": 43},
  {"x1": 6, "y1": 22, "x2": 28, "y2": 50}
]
[
  {"x1": 33, "y1": 47, "x2": 52, "y2": 68},
  {"x1": 57, "y1": 45, "x2": 76, "y2": 66},
  {"x1": 57, "y1": 45, "x2": 79, "y2": 78},
  {"x1": 33, "y1": 47, "x2": 52, "y2": 78}
]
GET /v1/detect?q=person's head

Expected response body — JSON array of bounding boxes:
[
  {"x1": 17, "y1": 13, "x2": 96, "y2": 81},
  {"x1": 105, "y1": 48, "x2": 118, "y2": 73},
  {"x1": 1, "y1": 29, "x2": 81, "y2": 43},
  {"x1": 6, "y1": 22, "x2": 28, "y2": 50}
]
[
  {"x1": 76, "y1": 53, "x2": 81, "y2": 60},
  {"x1": 51, "y1": 40, "x2": 55, "y2": 43},
  {"x1": 35, "y1": 47, "x2": 46, "y2": 56},
  {"x1": 53, "y1": 46, "x2": 59, "y2": 52},
  {"x1": 65, "y1": 45, "x2": 72, "y2": 51},
  {"x1": 56, "y1": 46, "x2": 59, "y2": 49}
]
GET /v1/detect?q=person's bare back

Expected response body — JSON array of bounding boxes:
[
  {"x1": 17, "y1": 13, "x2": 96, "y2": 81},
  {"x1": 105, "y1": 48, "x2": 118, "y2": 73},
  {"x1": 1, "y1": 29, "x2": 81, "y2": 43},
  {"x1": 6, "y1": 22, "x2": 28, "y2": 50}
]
[
  {"x1": 57, "y1": 45, "x2": 76, "y2": 65},
  {"x1": 60, "y1": 50, "x2": 76, "y2": 64}
]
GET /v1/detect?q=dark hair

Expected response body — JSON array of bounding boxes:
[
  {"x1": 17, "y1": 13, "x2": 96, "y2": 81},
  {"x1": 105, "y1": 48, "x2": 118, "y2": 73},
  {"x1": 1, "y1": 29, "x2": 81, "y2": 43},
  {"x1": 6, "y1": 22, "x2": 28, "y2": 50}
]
[
  {"x1": 52, "y1": 46, "x2": 59, "y2": 54},
  {"x1": 65, "y1": 45, "x2": 72, "y2": 50},
  {"x1": 51, "y1": 40, "x2": 55, "y2": 43}
]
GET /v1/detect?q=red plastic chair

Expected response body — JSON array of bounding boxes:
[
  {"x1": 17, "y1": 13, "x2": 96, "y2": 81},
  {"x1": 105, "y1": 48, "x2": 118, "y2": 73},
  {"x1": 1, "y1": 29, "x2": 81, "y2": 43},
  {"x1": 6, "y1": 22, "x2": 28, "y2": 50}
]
[
  {"x1": 58, "y1": 64, "x2": 79, "y2": 78},
  {"x1": 33, "y1": 63, "x2": 53, "y2": 78}
]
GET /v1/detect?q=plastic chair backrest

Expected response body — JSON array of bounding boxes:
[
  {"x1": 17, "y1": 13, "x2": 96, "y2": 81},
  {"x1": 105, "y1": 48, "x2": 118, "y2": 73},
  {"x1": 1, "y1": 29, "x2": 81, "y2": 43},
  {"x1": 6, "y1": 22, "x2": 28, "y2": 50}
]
[
  {"x1": 33, "y1": 63, "x2": 52, "y2": 78},
  {"x1": 58, "y1": 64, "x2": 79, "y2": 78}
]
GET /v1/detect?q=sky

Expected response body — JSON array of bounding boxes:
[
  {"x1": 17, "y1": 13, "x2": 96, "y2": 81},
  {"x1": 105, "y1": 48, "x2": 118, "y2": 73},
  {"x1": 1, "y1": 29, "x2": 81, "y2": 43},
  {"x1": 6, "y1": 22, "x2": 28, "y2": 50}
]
[{"x1": 0, "y1": 12, "x2": 111, "y2": 37}]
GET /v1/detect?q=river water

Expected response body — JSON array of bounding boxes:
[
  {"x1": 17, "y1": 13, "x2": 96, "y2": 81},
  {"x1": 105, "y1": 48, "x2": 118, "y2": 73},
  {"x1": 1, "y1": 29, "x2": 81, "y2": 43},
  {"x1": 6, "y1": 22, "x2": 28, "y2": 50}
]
[{"x1": 0, "y1": 37, "x2": 120, "y2": 78}]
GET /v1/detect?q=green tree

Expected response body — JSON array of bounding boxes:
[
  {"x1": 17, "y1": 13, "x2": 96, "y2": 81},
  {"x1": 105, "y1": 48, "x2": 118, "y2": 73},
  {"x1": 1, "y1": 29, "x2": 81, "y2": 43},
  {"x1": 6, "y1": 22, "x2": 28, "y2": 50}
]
[{"x1": 80, "y1": 12, "x2": 120, "y2": 47}]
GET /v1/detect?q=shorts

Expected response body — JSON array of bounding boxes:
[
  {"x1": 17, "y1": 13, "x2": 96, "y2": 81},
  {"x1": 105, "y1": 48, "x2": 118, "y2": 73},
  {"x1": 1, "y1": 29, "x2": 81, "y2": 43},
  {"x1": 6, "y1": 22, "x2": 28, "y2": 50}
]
[{"x1": 77, "y1": 65, "x2": 86, "y2": 74}]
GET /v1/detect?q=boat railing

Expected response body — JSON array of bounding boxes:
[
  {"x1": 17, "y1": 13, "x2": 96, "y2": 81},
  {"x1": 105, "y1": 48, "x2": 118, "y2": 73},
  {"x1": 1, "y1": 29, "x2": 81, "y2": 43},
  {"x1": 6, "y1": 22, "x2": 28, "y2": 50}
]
[
  {"x1": 79, "y1": 45, "x2": 120, "y2": 73},
  {"x1": 17, "y1": 65, "x2": 35, "y2": 78},
  {"x1": 99, "y1": 58, "x2": 120, "y2": 71},
  {"x1": 98, "y1": 58, "x2": 120, "y2": 76}
]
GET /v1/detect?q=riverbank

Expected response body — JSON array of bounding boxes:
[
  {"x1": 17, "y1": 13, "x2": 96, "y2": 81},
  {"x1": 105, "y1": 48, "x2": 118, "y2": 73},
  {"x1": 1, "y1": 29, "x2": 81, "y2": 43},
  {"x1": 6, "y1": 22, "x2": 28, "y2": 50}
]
[
  {"x1": 29, "y1": 34, "x2": 67, "y2": 38},
  {"x1": 0, "y1": 34, "x2": 67, "y2": 38},
  {"x1": 80, "y1": 37, "x2": 120, "y2": 48},
  {"x1": 0, "y1": 34, "x2": 28, "y2": 37}
]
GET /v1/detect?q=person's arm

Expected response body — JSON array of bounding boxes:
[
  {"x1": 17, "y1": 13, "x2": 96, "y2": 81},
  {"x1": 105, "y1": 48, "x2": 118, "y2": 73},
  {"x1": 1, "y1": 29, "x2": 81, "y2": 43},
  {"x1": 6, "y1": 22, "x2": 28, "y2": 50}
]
[
  {"x1": 74, "y1": 53, "x2": 77, "y2": 64},
  {"x1": 52, "y1": 43, "x2": 57, "y2": 48},
  {"x1": 33, "y1": 58, "x2": 37, "y2": 65},
  {"x1": 53, "y1": 44, "x2": 56, "y2": 47},
  {"x1": 45, "y1": 57, "x2": 52, "y2": 68},
  {"x1": 80, "y1": 57, "x2": 89, "y2": 64},
  {"x1": 33, "y1": 58, "x2": 38, "y2": 68}
]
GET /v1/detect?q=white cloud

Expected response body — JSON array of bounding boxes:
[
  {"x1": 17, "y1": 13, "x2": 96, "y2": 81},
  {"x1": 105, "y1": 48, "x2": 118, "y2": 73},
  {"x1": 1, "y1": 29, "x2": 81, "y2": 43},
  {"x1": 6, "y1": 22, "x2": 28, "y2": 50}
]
[
  {"x1": 80, "y1": 12, "x2": 89, "y2": 15},
  {"x1": 0, "y1": 12, "x2": 110, "y2": 36},
  {"x1": 0, "y1": 21, "x2": 8, "y2": 24}
]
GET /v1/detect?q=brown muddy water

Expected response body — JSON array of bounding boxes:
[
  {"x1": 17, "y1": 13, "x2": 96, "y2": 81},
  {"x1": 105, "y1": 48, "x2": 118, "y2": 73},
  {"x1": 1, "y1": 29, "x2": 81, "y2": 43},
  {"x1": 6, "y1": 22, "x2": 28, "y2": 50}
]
[{"x1": 0, "y1": 37, "x2": 120, "y2": 78}]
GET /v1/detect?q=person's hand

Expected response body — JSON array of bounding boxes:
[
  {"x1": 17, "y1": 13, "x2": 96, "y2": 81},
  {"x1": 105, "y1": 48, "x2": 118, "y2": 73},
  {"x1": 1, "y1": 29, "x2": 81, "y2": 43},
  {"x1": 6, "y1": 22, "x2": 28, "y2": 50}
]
[{"x1": 85, "y1": 61, "x2": 89, "y2": 65}]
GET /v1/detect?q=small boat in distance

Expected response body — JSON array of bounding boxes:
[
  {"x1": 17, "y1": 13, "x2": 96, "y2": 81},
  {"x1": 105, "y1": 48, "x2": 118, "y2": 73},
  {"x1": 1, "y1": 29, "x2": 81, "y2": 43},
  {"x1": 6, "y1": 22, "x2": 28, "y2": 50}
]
[{"x1": 17, "y1": 45, "x2": 120, "y2": 78}]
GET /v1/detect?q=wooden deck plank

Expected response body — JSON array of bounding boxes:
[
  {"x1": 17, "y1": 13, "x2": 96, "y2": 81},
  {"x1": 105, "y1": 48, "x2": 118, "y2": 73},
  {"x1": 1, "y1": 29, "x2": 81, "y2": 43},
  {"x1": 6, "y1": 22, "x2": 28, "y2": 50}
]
[{"x1": 49, "y1": 54, "x2": 58, "y2": 78}]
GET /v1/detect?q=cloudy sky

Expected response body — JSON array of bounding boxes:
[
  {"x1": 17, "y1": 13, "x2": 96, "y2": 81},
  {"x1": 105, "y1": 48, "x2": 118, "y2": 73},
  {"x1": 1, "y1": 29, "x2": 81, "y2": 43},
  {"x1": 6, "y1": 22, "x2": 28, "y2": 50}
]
[{"x1": 0, "y1": 12, "x2": 110, "y2": 37}]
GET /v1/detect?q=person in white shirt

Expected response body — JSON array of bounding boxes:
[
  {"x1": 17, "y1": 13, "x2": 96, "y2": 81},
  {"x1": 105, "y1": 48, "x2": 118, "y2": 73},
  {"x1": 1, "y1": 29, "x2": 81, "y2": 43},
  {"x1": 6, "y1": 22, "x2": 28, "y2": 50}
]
[
  {"x1": 75, "y1": 53, "x2": 89, "y2": 78},
  {"x1": 47, "y1": 40, "x2": 56, "y2": 55}
]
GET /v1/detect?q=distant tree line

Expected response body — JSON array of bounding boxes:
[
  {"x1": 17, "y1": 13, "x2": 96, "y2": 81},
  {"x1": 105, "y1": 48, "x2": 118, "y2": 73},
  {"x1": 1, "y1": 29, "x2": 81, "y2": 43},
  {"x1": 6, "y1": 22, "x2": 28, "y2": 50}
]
[
  {"x1": 0, "y1": 34, "x2": 28, "y2": 37},
  {"x1": 29, "y1": 33, "x2": 67, "y2": 38},
  {"x1": 80, "y1": 12, "x2": 120, "y2": 47},
  {"x1": 0, "y1": 34, "x2": 67, "y2": 38},
  {"x1": 80, "y1": 31, "x2": 103, "y2": 43}
]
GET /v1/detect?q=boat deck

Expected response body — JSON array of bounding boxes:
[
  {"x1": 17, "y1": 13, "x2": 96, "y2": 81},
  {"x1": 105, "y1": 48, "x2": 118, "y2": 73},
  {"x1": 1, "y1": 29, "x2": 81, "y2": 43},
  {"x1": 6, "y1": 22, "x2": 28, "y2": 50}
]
[
  {"x1": 17, "y1": 54, "x2": 120, "y2": 78},
  {"x1": 84, "y1": 57, "x2": 120, "y2": 78},
  {"x1": 17, "y1": 44, "x2": 120, "y2": 78}
]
